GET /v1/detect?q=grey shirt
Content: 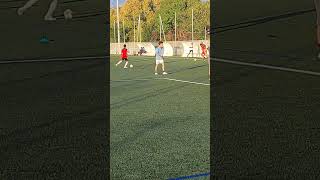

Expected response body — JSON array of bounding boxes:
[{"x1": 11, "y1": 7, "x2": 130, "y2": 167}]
[{"x1": 155, "y1": 47, "x2": 164, "y2": 60}]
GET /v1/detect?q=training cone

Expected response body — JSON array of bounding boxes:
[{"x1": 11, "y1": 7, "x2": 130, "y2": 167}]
[{"x1": 40, "y1": 36, "x2": 49, "y2": 44}]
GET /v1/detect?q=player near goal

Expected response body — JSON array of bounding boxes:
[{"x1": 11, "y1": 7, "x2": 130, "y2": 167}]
[
  {"x1": 200, "y1": 42, "x2": 207, "y2": 59},
  {"x1": 154, "y1": 41, "x2": 168, "y2": 75},
  {"x1": 116, "y1": 44, "x2": 129, "y2": 68},
  {"x1": 187, "y1": 42, "x2": 194, "y2": 58},
  {"x1": 207, "y1": 46, "x2": 210, "y2": 80}
]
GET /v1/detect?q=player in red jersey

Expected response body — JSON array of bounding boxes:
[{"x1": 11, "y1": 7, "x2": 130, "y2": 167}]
[
  {"x1": 200, "y1": 42, "x2": 207, "y2": 59},
  {"x1": 116, "y1": 44, "x2": 129, "y2": 68}
]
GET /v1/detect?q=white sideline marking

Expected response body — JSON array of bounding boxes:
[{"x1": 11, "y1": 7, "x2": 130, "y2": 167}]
[
  {"x1": 111, "y1": 77, "x2": 210, "y2": 86},
  {"x1": 157, "y1": 78, "x2": 210, "y2": 86},
  {"x1": 0, "y1": 55, "x2": 108, "y2": 64},
  {"x1": 213, "y1": 58, "x2": 320, "y2": 76},
  {"x1": 111, "y1": 78, "x2": 152, "y2": 82},
  {"x1": 0, "y1": 55, "x2": 191, "y2": 64}
]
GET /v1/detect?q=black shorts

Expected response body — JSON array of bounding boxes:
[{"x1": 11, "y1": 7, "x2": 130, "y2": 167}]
[{"x1": 122, "y1": 58, "x2": 128, "y2": 61}]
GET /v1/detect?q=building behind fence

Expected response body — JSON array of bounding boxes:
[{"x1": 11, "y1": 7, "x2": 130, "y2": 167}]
[{"x1": 110, "y1": 40, "x2": 210, "y2": 57}]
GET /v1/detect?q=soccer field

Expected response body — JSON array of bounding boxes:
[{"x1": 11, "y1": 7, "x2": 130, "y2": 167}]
[
  {"x1": 110, "y1": 55, "x2": 210, "y2": 179},
  {"x1": 0, "y1": 1, "x2": 109, "y2": 178},
  {"x1": 213, "y1": 0, "x2": 320, "y2": 178}
]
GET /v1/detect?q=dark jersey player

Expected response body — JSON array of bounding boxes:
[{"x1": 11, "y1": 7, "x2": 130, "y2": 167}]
[
  {"x1": 116, "y1": 44, "x2": 129, "y2": 68},
  {"x1": 187, "y1": 42, "x2": 194, "y2": 58}
]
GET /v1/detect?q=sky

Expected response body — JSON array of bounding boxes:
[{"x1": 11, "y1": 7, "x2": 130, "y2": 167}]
[
  {"x1": 110, "y1": 0, "x2": 209, "y2": 8},
  {"x1": 110, "y1": 0, "x2": 126, "y2": 8}
]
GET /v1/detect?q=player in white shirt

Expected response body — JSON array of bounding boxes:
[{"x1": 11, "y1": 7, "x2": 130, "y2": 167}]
[
  {"x1": 187, "y1": 42, "x2": 194, "y2": 58},
  {"x1": 154, "y1": 41, "x2": 168, "y2": 75}
]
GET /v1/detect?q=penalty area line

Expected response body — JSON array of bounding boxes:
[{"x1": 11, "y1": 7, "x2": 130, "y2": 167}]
[
  {"x1": 156, "y1": 77, "x2": 210, "y2": 86},
  {"x1": 110, "y1": 77, "x2": 210, "y2": 86},
  {"x1": 0, "y1": 55, "x2": 108, "y2": 64},
  {"x1": 213, "y1": 57, "x2": 320, "y2": 77},
  {"x1": 110, "y1": 78, "x2": 153, "y2": 82}
]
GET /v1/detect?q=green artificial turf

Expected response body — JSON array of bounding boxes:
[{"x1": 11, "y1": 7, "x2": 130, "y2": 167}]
[
  {"x1": 0, "y1": 0, "x2": 106, "y2": 60},
  {"x1": 110, "y1": 55, "x2": 210, "y2": 179},
  {"x1": 0, "y1": 59, "x2": 108, "y2": 179},
  {"x1": 213, "y1": 1, "x2": 320, "y2": 178},
  {"x1": 0, "y1": 2, "x2": 108, "y2": 178}
]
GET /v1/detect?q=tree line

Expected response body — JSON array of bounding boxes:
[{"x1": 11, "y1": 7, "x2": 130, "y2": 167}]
[{"x1": 110, "y1": 0, "x2": 210, "y2": 42}]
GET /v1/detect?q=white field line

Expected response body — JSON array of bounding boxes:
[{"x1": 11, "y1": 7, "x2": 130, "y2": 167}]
[
  {"x1": 156, "y1": 77, "x2": 210, "y2": 86},
  {"x1": 213, "y1": 58, "x2": 320, "y2": 76},
  {"x1": 110, "y1": 78, "x2": 153, "y2": 82},
  {"x1": 0, "y1": 55, "x2": 108, "y2": 64},
  {"x1": 0, "y1": 55, "x2": 195, "y2": 64},
  {"x1": 111, "y1": 77, "x2": 210, "y2": 86}
]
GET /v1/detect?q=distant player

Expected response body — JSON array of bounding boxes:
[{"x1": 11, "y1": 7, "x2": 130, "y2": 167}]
[
  {"x1": 207, "y1": 46, "x2": 210, "y2": 80},
  {"x1": 200, "y1": 42, "x2": 207, "y2": 59},
  {"x1": 315, "y1": 0, "x2": 320, "y2": 59},
  {"x1": 187, "y1": 42, "x2": 194, "y2": 58},
  {"x1": 116, "y1": 44, "x2": 129, "y2": 68},
  {"x1": 17, "y1": 0, "x2": 58, "y2": 21},
  {"x1": 155, "y1": 41, "x2": 168, "y2": 75}
]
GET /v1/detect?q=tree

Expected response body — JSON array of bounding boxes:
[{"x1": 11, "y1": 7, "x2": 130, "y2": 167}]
[{"x1": 109, "y1": 0, "x2": 209, "y2": 42}]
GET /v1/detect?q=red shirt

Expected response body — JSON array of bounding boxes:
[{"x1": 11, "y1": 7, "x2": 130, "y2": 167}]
[
  {"x1": 200, "y1": 44, "x2": 206, "y2": 51},
  {"x1": 121, "y1": 48, "x2": 128, "y2": 58}
]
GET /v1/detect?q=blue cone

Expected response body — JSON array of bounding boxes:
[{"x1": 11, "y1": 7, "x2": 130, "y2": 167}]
[{"x1": 40, "y1": 36, "x2": 49, "y2": 43}]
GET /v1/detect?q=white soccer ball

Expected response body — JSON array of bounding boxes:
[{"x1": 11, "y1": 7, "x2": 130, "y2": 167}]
[
  {"x1": 130, "y1": 64, "x2": 133, "y2": 68},
  {"x1": 64, "y1": 9, "x2": 73, "y2": 20}
]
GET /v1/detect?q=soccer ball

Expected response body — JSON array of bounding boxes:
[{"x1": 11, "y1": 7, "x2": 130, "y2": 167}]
[
  {"x1": 130, "y1": 64, "x2": 133, "y2": 68},
  {"x1": 64, "y1": 9, "x2": 73, "y2": 20}
]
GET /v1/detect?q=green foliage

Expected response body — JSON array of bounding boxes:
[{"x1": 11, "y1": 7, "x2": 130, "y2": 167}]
[{"x1": 110, "y1": 0, "x2": 209, "y2": 42}]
